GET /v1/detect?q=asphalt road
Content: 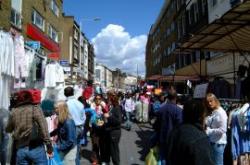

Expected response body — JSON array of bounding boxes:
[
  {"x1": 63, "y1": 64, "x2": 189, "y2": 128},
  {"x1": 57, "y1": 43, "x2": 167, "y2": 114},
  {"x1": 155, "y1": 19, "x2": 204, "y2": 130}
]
[{"x1": 80, "y1": 123, "x2": 154, "y2": 165}]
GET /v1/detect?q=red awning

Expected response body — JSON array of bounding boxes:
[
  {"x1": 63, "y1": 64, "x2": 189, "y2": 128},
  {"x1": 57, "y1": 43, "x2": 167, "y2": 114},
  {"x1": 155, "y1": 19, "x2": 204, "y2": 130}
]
[{"x1": 26, "y1": 24, "x2": 60, "y2": 52}]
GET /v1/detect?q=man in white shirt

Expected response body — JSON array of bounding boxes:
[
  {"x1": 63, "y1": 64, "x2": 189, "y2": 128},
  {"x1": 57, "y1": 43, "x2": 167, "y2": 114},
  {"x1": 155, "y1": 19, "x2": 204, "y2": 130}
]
[{"x1": 64, "y1": 87, "x2": 86, "y2": 165}]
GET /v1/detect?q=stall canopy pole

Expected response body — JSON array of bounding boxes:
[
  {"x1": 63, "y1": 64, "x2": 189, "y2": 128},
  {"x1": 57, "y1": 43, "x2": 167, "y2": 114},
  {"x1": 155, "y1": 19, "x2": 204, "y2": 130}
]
[{"x1": 233, "y1": 51, "x2": 236, "y2": 97}]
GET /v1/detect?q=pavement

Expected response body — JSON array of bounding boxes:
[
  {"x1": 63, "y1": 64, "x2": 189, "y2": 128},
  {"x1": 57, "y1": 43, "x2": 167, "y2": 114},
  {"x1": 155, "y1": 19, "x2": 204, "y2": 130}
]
[{"x1": 80, "y1": 122, "x2": 154, "y2": 165}]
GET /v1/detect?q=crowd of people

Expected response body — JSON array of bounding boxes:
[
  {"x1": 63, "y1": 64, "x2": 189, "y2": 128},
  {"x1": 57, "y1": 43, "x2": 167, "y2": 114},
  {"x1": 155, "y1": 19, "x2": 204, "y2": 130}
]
[{"x1": 1, "y1": 80, "x2": 249, "y2": 165}]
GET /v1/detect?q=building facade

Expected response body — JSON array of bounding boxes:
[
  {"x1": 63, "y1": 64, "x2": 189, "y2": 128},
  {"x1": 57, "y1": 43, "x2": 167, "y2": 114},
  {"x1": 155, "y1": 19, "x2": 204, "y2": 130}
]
[
  {"x1": 95, "y1": 63, "x2": 113, "y2": 89},
  {"x1": 88, "y1": 43, "x2": 95, "y2": 81},
  {"x1": 146, "y1": 0, "x2": 209, "y2": 89},
  {"x1": 0, "y1": 0, "x2": 63, "y2": 57}
]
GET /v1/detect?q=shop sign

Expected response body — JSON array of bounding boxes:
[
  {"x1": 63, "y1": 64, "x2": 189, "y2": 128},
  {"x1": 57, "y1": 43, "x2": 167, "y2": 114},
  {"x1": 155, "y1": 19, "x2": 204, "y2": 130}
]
[
  {"x1": 25, "y1": 41, "x2": 40, "y2": 50},
  {"x1": 60, "y1": 60, "x2": 69, "y2": 66},
  {"x1": 193, "y1": 83, "x2": 209, "y2": 98},
  {"x1": 63, "y1": 67, "x2": 71, "y2": 72}
]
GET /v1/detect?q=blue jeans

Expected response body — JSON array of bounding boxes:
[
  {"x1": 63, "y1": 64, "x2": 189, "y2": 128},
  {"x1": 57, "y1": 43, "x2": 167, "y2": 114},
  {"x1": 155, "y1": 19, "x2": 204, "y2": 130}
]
[
  {"x1": 211, "y1": 143, "x2": 226, "y2": 165},
  {"x1": 76, "y1": 126, "x2": 84, "y2": 165},
  {"x1": 159, "y1": 144, "x2": 166, "y2": 165},
  {"x1": 125, "y1": 112, "x2": 132, "y2": 129},
  {"x1": 0, "y1": 133, "x2": 9, "y2": 165},
  {"x1": 16, "y1": 145, "x2": 47, "y2": 165}
]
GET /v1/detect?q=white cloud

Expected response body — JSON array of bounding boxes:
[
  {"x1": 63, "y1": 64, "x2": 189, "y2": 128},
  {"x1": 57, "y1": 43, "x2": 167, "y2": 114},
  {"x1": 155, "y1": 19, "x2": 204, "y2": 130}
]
[{"x1": 91, "y1": 24, "x2": 147, "y2": 76}]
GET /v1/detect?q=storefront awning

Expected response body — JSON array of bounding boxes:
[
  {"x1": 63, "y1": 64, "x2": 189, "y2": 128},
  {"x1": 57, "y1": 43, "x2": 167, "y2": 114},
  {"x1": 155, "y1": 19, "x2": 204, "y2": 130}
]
[
  {"x1": 160, "y1": 75, "x2": 200, "y2": 81},
  {"x1": 179, "y1": 0, "x2": 250, "y2": 52},
  {"x1": 147, "y1": 74, "x2": 162, "y2": 80},
  {"x1": 147, "y1": 74, "x2": 200, "y2": 81}
]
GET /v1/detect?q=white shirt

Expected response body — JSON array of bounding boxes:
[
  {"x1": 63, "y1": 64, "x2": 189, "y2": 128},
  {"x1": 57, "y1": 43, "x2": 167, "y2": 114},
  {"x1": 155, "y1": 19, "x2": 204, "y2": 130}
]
[
  {"x1": 206, "y1": 106, "x2": 228, "y2": 144},
  {"x1": 124, "y1": 98, "x2": 135, "y2": 112}
]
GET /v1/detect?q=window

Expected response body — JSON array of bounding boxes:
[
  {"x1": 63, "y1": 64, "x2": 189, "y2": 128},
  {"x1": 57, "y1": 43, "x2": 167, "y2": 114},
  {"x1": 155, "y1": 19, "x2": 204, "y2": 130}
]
[
  {"x1": 96, "y1": 69, "x2": 101, "y2": 80},
  {"x1": 32, "y1": 10, "x2": 45, "y2": 31},
  {"x1": 73, "y1": 46, "x2": 78, "y2": 60},
  {"x1": 171, "y1": 23, "x2": 175, "y2": 32},
  {"x1": 11, "y1": 8, "x2": 21, "y2": 28},
  {"x1": 212, "y1": 0, "x2": 217, "y2": 7},
  {"x1": 182, "y1": 15, "x2": 186, "y2": 35},
  {"x1": 48, "y1": 25, "x2": 58, "y2": 42},
  {"x1": 50, "y1": 0, "x2": 59, "y2": 16},
  {"x1": 11, "y1": 0, "x2": 22, "y2": 28},
  {"x1": 194, "y1": 3, "x2": 199, "y2": 23},
  {"x1": 202, "y1": 0, "x2": 207, "y2": 14},
  {"x1": 74, "y1": 28, "x2": 79, "y2": 40}
]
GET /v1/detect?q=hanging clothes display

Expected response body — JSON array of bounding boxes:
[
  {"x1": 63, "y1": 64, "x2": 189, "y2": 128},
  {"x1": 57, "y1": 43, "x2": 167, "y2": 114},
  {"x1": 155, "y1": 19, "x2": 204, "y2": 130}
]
[
  {"x1": 229, "y1": 103, "x2": 250, "y2": 164},
  {"x1": 0, "y1": 31, "x2": 15, "y2": 110},
  {"x1": 45, "y1": 62, "x2": 65, "y2": 88},
  {"x1": 14, "y1": 35, "x2": 28, "y2": 79}
]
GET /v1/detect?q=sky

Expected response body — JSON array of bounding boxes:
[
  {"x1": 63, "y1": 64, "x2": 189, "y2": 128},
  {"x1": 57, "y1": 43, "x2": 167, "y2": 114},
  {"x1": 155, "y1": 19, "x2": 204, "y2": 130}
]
[{"x1": 63, "y1": 0, "x2": 165, "y2": 76}]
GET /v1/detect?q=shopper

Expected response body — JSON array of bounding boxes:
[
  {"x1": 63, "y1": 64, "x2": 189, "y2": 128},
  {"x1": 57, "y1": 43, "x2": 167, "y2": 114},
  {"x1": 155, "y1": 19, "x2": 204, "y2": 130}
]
[
  {"x1": 205, "y1": 93, "x2": 227, "y2": 165},
  {"x1": 64, "y1": 87, "x2": 86, "y2": 165},
  {"x1": 167, "y1": 99, "x2": 214, "y2": 165},
  {"x1": 153, "y1": 89, "x2": 182, "y2": 165},
  {"x1": 103, "y1": 91, "x2": 122, "y2": 165},
  {"x1": 124, "y1": 93, "x2": 135, "y2": 130},
  {"x1": 51, "y1": 101, "x2": 77, "y2": 165},
  {"x1": 6, "y1": 91, "x2": 53, "y2": 164},
  {"x1": 90, "y1": 94, "x2": 109, "y2": 164}
]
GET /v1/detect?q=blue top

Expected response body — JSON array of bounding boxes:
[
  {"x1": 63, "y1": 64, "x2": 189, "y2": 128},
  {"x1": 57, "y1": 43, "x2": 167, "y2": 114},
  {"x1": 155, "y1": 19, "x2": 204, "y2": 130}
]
[
  {"x1": 66, "y1": 96, "x2": 86, "y2": 126},
  {"x1": 155, "y1": 102, "x2": 183, "y2": 144},
  {"x1": 85, "y1": 108, "x2": 97, "y2": 125},
  {"x1": 57, "y1": 119, "x2": 77, "y2": 152},
  {"x1": 152, "y1": 100, "x2": 161, "y2": 113},
  {"x1": 231, "y1": 110, "x2": 250, "y2": 160}
]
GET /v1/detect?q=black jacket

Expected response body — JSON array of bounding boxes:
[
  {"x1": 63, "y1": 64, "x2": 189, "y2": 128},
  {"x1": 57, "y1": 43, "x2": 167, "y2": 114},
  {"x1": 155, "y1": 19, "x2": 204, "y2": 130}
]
[
  {"x1": 167, "y1": 123, "x2": 215, "y2": 165},
  {"x1": 105, "y1": 105, "x2": 122, "y2": 132}
]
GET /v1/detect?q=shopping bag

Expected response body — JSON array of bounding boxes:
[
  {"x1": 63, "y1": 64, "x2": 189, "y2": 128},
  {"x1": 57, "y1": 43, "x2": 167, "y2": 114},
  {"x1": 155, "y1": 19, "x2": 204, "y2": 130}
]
[
  {"x1": 145, "y1": 146, "x2": 160, "y2": 165},
  {"x1": 48, "y1": 147, "x2": 63, "y2": 165}
]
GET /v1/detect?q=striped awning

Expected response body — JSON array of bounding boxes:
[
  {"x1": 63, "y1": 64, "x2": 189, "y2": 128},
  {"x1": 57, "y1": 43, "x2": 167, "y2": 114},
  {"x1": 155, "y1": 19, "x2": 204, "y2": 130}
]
[{"x1": 180, "y1": 0, "x2": 250, "y2": 52}]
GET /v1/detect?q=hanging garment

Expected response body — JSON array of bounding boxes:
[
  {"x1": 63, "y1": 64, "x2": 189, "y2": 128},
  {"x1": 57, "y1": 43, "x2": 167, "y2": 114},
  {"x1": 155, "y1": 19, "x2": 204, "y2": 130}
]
[
  {"x1": 14, "y1": 35, "x2": 28, "y2": 79},
  {"x1": 0, "y1": 32, "x2": 15, "y2": 77},
  {"x1": 45, "y1": 63, "x2": 65, "y2": 88}
]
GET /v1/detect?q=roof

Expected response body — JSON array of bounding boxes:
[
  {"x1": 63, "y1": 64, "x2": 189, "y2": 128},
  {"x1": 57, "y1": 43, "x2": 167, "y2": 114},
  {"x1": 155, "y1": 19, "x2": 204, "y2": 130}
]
[{"x1": 179, "y1": 0, "x2": 250, "y2": 52}]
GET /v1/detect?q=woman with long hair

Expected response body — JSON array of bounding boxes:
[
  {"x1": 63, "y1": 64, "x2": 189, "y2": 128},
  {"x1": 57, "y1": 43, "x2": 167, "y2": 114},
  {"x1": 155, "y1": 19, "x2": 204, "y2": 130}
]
[
  {"x1": 51, "y1": 101, "x2": 77, "y2": 165},
  {"x1": 103, "y1": 91, "x2": 122, "y2": 165},
  {"x1": 205, "y1": 93, "x2": 227, "y2": 165}
]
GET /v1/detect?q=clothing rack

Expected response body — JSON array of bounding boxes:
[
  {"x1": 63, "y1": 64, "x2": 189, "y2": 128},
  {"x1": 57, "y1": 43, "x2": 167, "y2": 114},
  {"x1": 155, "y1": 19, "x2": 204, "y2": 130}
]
[{"x1": 218, "y1": 98, "x2": 242, "y2": 102}]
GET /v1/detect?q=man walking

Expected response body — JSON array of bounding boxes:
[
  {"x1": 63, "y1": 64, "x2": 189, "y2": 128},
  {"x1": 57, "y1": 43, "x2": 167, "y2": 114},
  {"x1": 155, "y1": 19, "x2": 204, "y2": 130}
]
[
  {"x1": 154, "y1": 89, "x2": 182, "y2": 165},
  {"x1": 64, "y1": 87, "x2": 86, "y2": 165}
]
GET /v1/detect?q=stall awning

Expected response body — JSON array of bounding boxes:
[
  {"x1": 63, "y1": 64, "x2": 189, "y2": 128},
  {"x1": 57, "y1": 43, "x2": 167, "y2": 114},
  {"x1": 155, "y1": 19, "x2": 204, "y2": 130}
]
[
  {"x1": 160, "y1": 75, "x2": 200, "y2": 81},
  {"x1": 180, "y1": 0, "x2": 250, "y2": 52},
  {"x1": 147, "y1": 74, "x2": 162, "y2": 80},
  {"x1": 147, "y1": 75, "x2": 200, "y2": 81}
]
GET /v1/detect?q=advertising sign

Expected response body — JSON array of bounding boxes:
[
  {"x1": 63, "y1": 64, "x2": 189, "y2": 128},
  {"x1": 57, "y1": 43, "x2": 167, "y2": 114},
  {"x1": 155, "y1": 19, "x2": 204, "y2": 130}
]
[
  {"x1": 193, "y1": 83, "x2": 209, "y2": 98},
  {"x1": 25, "y1": 41, "x2": 40, "y2": 50}
]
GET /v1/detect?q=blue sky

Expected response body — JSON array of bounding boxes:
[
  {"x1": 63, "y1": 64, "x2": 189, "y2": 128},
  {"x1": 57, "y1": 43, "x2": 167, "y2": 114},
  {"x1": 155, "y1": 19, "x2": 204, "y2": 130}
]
[{"x1": 63, "y1": 0, "x2": 164, "y2": 76}]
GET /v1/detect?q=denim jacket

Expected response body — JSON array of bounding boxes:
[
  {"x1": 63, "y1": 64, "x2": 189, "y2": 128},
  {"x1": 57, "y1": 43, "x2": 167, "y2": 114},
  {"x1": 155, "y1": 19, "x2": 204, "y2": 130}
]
[{"x1": 51, "y1": 119, "x2": 76, "y2": 152}]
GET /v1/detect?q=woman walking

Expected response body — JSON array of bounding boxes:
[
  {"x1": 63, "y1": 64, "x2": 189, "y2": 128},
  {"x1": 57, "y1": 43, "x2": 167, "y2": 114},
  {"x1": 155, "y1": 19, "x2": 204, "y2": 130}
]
[
  {"x1": 51, "y1": 101, "x2": 77, "y2": 165},
  {"x1": 103, "y1": 91, "x2": 122, "y2": 165},
  {"x1": 205, "y1": 93, "x2": 227, "y2": 165}
]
